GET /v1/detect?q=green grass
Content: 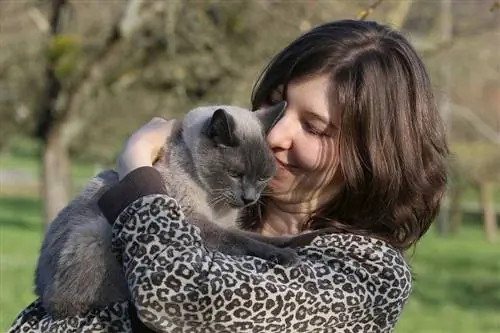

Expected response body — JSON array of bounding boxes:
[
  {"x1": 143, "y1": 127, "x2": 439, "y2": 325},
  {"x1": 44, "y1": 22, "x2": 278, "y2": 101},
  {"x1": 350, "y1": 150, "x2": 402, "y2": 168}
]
[
  {"x1": 395, "y1": 226, "x2": 500, "y2": 332},
  {"x1": 461, "y1": 185, "x2": 500, "y2": 205},
  {"x1": 0, "y1": 195, "x2": 43, "y2": 331},
  {"x1": 457, "y1": 183, "x2": 500, "y2": 210},
  {"x1": 0, "y1": 194, "x2": 499, "y2": 332},
  {"x1": 0, "y1": 153, "x2": 99, "y2": 181}
]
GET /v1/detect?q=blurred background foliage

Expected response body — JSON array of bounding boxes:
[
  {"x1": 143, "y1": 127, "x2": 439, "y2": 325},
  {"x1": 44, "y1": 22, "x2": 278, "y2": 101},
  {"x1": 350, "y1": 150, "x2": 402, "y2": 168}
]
[{"x1": 0, "y1": 1, "x2": 499, "y2": 332}]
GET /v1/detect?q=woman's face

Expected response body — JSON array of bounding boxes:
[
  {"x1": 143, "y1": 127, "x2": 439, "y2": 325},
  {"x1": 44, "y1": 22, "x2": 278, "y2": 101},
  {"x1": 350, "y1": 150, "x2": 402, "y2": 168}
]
[{"x1": 265, "y1": 74, "x2": 342, "y2": 208}]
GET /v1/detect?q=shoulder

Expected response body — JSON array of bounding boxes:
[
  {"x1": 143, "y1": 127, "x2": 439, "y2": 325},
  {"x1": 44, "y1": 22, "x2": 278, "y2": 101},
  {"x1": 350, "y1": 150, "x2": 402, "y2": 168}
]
[
  {"x1": 298, "y1": 232, "x2": 412, "y2": 307},
  {"x1": 304, "y1": 232, "x2": 411, "y2": 281}
]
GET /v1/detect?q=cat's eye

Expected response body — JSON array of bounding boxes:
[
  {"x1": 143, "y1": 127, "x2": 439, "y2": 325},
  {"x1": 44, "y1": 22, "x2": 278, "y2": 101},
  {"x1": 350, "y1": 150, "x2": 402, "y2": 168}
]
[{"x1": 229, "y1": 171, "x2": 243, "y2": 179}]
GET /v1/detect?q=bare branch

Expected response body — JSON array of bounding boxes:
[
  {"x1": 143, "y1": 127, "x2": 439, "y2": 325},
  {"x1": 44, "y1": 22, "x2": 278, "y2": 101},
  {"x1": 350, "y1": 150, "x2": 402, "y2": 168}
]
[
  {"x1": 165, "y1": 0, "x2": 181, "y2": 56},
  {"x1": 35, "y1": 0, "x2": 142, "y2": 147},
  {"x1": 120, "y1": 0, "x2": 143, "y2": 38},
  {"x1": 35, "y1": 0, "x2": 68, "y2": 140},
  {"x1": 49, "y1": 0, "x2": 68, "y2": 35},
  {"x1": 414, "y1": 1, "x2": 499, "y2": 57},
  {"x1": 491, "y1": 1, "x2": 500, "y2": 12},
  {"x1": 27, "y1": 7, "x2": 50, "y2": 33},
  {"x1": 56, "y1": 8, "x2": 128, "y2": 148},
  {"x1": 357, "y1": 0, "x2": 384, "y2": 21},
  {"x1": 450, "y1": 102, "x2": 500, "y2": 145}
]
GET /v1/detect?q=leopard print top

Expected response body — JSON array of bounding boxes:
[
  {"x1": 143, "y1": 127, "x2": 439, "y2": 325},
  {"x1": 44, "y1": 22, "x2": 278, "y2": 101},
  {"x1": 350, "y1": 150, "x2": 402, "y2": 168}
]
[{"x1": 9, "y1": 195, "x2": 412, "y2": 333}]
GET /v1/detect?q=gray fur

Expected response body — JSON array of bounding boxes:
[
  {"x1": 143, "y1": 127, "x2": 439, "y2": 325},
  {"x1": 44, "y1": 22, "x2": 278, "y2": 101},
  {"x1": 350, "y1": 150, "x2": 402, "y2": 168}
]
[{"x1": 35, "y1": 102, "x2": 298, "y2": 318}]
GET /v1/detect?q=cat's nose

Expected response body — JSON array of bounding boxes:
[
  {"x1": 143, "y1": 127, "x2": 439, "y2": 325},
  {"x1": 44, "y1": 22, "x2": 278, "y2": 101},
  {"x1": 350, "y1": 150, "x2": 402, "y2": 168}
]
[
  {"x1": 241, "y1": 195, "x2": 256, "y2": 205},
  {"x1": 241, "y1": 188, "x2": 257, "y2": 205}
]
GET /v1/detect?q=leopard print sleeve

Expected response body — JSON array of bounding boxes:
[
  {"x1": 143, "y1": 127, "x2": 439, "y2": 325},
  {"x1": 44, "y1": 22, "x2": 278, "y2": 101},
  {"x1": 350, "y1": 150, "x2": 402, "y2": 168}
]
[{"x1": 112, "y1": 194, "x2": 413, "y2": 333}]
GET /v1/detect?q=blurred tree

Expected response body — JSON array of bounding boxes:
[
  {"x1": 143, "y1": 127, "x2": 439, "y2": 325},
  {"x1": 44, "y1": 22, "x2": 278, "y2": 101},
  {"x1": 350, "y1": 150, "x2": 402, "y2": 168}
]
[
  {"x1": 0, "y1": 0, "x2": 356, "y2": 225},
  {"x1": 0, "y1": 0, "x2": 324, "y2": 225},
  {"x1": 491, "y1": 0, "x2": 500, "y2": 12},
  {"x1": 401, "y1": 0, "x2": 500, "y2": 240},
  {"x1": 33, "y1": 0, "x2": 134, "y2": 225},
  {"x1": 4, "y1": 0, "x2": 493, "y2": 233}
]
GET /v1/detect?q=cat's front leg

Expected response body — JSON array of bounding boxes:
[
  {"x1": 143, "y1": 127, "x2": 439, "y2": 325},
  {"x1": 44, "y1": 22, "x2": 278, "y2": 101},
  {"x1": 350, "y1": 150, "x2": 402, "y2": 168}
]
[
  {"x1": 190, "y1": 214, "x2": 299, "y2": 265},
  {"x1": 240, "y1": 227, "x2": 338, "y2": 249},
  {"x1": 222, "y1": 230, "x2": 300, "y2": 265}
]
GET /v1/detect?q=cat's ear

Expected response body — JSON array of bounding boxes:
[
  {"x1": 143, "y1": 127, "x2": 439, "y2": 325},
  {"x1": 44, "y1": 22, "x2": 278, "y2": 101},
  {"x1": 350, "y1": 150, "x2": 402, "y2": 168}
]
[
  {"x1": 205, "y1": 108, "x2": 237, "y2": 147},
  {"x1": 254, "y1": 101, "x2": 287, "y2": 134}
]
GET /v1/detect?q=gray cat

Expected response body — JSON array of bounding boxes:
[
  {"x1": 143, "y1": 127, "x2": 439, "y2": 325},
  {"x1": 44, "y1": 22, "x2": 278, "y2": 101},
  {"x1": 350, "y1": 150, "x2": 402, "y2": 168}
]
[{"x1": 34, "y1": 102, "x2": 300, "y2": 318}]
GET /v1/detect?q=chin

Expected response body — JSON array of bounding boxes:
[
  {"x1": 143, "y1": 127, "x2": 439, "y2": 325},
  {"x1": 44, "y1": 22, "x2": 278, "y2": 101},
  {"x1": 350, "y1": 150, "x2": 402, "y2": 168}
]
[
  {"x1": 267, "y1": 177, "x2": 291, "y2": 194},
  {"x1": 270, "y1": 174, "x2": 313, "y2": 197}
]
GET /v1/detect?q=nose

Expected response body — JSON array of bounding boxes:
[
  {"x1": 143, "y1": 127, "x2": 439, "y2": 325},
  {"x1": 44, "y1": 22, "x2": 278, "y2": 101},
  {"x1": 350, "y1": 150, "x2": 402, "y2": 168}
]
[
  {"x1": 266, "y1": 107, "x2": 294, "y2": 151},
  {"x1": 241, "y1": 196, "x2": 255, "y2": 205},
  {"x1": 241, "y1": 187, "x2": 257, "y2": 205}
]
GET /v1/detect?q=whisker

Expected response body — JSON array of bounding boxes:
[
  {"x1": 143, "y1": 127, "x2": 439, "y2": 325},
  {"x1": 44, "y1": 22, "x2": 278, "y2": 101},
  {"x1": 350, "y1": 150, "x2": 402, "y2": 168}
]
[
  {"x1": 208, "y1": 192, "x2": 222, "y2": 206},
  {"x1": 208, "y1": 188, "x2": 234, "y2": 209},
  {"x1": 209, "y1": 194, "x2": 224, "y2": 208},
  {"x1": 221, "y1": 192, "x2": 234, "y2": 209}
]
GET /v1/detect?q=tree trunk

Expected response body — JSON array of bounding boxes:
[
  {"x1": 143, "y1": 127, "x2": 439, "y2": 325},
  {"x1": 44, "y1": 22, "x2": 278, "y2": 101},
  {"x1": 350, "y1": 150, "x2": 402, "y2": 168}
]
[
  {"x1": 41, "y1": 128, "x2": 70, "y2": 227},
  {"x1": 435, "y1": 0, "x2": 453, "y2": 237},
  {"x1": 436, "y1": 201, "x2": 449, "y2": 236},
  {"x1": 479, "y1": 181, "x2": 497, "y2": 243},
  {"x1": 449, "y1": 184, "x2": 464, "y2": 235}
]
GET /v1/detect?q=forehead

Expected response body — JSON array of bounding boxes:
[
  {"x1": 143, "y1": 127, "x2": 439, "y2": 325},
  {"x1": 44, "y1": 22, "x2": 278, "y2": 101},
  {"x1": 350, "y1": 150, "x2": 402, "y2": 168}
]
[{"x1": 285, "y1": 74, "x2": 340, "y2": 124}]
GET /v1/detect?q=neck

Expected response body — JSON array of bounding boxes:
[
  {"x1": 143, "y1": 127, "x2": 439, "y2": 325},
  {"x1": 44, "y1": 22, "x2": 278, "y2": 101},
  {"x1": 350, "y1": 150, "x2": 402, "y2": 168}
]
[{"x1": 259, "y1": 199, "x2": 313, "y2": 236}]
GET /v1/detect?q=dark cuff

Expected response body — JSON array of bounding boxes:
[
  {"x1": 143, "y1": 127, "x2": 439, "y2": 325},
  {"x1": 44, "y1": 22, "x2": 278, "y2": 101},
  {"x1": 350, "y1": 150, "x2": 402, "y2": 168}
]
[{"x1": 98, "y1": 166, "x2": 167, "y2": 224}]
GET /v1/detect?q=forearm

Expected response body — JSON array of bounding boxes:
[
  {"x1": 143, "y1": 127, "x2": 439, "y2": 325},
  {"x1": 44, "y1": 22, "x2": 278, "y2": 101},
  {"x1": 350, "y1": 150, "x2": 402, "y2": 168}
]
[
  {"x1": 98, "y1": 166, "x2": 167, "y2": 224},
  {"x1": 98, "y1": 168, "x2": 212, "y2": 330}
]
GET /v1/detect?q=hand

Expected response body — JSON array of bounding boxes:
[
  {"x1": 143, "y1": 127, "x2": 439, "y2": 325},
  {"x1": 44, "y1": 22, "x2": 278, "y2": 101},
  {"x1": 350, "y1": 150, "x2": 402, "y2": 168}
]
[{"x1": 117, "y1": 117, "x2": 181, "y2": 180}]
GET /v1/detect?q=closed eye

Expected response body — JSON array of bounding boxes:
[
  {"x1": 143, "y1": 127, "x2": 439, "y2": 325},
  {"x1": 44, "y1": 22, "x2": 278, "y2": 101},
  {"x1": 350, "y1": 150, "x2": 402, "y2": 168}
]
[
  {"x1": 229, "y1": 170, "x2": 243, "y2": 178},
  {"x1": 303, "y1": 122, "x2": 324, "y2": 136},
  {"x1": 303, "y1": 121, "x2": 334, "y2": 137}
]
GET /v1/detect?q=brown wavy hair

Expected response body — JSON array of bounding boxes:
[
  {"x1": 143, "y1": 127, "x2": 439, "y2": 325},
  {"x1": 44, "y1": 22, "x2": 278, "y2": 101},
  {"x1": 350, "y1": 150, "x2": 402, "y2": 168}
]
[{"x1": 246, "y1": 20, "x2": 449, "y2": 251}]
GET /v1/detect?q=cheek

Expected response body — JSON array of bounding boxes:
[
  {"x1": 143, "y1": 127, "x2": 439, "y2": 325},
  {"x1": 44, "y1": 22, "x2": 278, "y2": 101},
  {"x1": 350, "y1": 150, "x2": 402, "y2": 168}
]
[{"x1": 295, "y1": 138, "x2": 338, "y2": 172}]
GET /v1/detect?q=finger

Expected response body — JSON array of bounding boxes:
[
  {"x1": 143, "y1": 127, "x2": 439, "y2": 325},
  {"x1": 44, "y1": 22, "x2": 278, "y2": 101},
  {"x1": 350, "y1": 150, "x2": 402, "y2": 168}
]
[
  {"x1": 128, "y1": 118, "x2": 172, "y2": 144},
  {"x1": 151, "y1": 116, "x2": 170, "y2": 124}
]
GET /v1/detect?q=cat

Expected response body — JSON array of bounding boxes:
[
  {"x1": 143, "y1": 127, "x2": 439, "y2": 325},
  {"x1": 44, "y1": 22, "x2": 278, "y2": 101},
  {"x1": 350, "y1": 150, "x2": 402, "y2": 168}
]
[{"x1": 34, "y1": 102, "x2": 301, "y2": 318}]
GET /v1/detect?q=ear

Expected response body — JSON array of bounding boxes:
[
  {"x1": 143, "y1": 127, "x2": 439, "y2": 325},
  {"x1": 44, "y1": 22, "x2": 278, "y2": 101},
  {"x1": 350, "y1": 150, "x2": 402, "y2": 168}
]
[
  {"x1": 205, "y1": 108, "x2": 237, "y2": 146},
  {"x1": 254, "y1": 101, "x2": 287, "y2": 134}
]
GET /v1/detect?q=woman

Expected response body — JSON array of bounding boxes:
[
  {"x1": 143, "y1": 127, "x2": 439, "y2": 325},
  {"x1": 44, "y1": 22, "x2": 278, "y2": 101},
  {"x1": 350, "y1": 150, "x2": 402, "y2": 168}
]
[{"x1": 9, "y1": 20, "x2": 448, "y2": 332}]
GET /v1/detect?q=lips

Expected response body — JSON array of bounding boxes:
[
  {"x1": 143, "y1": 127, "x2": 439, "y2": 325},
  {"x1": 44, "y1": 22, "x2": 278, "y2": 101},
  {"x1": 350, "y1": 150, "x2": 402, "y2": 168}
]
[
  {"x1": 274, "y1": 156, "x2": 286, "y2": 168},
  {"x1": 274, "y1": 156, "x2": 297, "y2": 173}
]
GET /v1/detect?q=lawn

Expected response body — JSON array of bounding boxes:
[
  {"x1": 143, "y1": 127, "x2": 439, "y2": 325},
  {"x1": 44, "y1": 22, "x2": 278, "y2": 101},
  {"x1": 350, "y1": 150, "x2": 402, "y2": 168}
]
[
  {"x1": 0, "y1": 153, "x2": 102, "y2": 183},
  {"x1": 395, "y1": 226, "x2": 500, "y2": 333},
  {"x1": 0, "y1": 193, "x2": 499, "y2": 332},
  {"x1": 0, "y1": 195, "x2": 43, "y2": 331}
]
